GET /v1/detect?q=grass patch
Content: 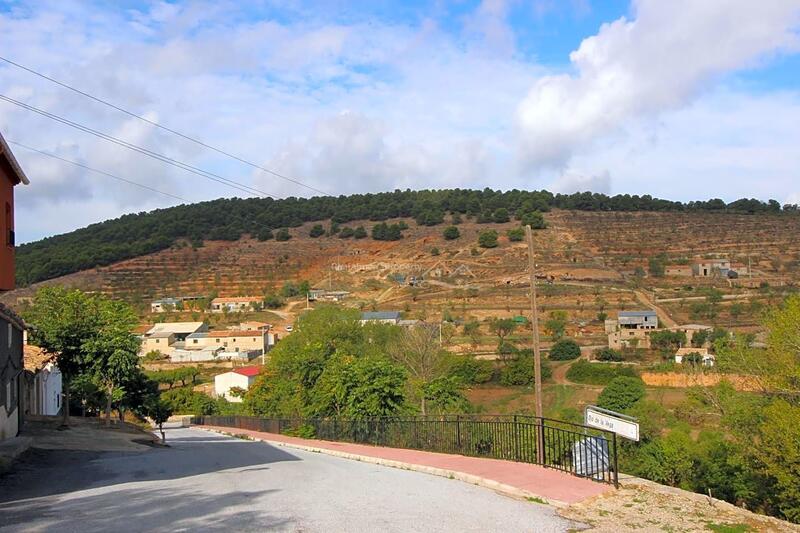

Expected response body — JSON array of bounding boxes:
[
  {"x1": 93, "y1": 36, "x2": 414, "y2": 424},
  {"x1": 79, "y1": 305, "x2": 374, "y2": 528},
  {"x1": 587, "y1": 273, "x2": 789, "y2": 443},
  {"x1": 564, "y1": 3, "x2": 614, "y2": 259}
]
[
  {"x1": 705, "y1": 523, "x2": 751, "y2": 533},
  {"x1": 566, "y1": 360, "x2": 639, "y2": 385},
  {"x1": 526, "y1": 496, "x2": 547, "y2": 504}
]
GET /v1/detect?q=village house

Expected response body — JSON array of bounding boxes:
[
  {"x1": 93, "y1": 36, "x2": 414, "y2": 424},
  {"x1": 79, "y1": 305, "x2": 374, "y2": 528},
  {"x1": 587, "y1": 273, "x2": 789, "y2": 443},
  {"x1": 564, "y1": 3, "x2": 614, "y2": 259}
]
[
  {"x1": 669, "y1": 324, "x2": 712, "y2": 346},
  {"x1": 210, "y1": 296, "x2": 262, "y2": 313},
  {"x1": 138, "y1": 322, "x2": 208, "y2": 357},
  {"x1": 150, "y1": 298, "x2": 181, "y2": 313},
  {"x1": 693, "y1": 258, "x2": 731, "y2": 278},
  {"x1": 607, "y1": 310, "x2": 658, "y2": 350},
  {"x1": 360, "y1": 311, "x2": 402, "y2": 325},
  {"x1": 186, "y1": 330, "x2": 271, "y2": 356},
  {"x1": 307, "y1": 289, "x2": 351, "y2": 302},
  {"x1": 22, "y1": 342, "x2": 62, "y2": 417},
  {"x1": 236, "y1": 321, "x2": 270, "y2": 332},
  {"x1": 675, "y1": 347, "x2": 715, "y2": 367},
  {"x1": 0, "y1": 303, "x2": 25, "y2": 441},
  {"x1": 214, "y1": 366, "x2": 261, "y2": 402},
  {"x1": 0, "y1": 132, "x2": 29, "y2": 292}
]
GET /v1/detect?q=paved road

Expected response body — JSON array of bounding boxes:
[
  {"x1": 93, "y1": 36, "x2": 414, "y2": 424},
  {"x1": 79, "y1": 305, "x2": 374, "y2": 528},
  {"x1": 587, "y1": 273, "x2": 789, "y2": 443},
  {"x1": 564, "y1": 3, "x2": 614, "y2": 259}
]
[{"x1": 0, "y1": 427, "x2": 582, "y2": 532}]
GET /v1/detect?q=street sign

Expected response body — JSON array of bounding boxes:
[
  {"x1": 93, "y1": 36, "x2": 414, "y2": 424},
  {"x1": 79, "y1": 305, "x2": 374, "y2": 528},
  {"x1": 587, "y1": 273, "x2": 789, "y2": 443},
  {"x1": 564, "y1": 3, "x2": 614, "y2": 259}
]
[{"x1": 585, "y1": 405, "x2": 640, "y2": 441}]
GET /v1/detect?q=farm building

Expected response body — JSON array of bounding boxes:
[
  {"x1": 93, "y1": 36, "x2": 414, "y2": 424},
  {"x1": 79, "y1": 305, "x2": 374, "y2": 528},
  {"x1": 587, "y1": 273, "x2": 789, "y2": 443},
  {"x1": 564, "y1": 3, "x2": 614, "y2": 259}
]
[
  {"x1": 360, "y1": 311, "x2": 401, "y2": 325},
  {"x1": 146, "y1": 322, "x2": 207, "y2": 341},
  {"x1": 307, "y1": 289, "x2": 350, "y2": 302},
  {"x1": 236, "y1": 321, "x2": 270, "y2": 332},
  {"x1": 186, "y1": 330, "x2": 272, "y2": 355},
  {"x1": 150, "y1": 298, "x2": 181, "y2": 313},
  {"x1": 693, "y1": 258, "x2": 731, "y2": 278},
  {"x1": 170, "y1": 346, "x2": 220, "y2": 363},
  {"x1": 210, "y1": 297, "x2": 262, "y2": 313},
  {"x1": 214, "y1": 366, "x2": 261, "y2": 402},
  {"x1": 618, "y1": 310, "x2": 658, "y2": 330},
  {"x1": 675, "y1": 347, "x2": 715, "y2": 367}
]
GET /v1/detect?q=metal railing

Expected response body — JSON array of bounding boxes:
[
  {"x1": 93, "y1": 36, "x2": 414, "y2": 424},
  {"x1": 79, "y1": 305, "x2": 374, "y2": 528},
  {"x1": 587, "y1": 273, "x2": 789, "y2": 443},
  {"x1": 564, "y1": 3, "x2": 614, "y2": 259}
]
[{"x1": 194, "y1": 414, "x2": 619, "y2": 486}]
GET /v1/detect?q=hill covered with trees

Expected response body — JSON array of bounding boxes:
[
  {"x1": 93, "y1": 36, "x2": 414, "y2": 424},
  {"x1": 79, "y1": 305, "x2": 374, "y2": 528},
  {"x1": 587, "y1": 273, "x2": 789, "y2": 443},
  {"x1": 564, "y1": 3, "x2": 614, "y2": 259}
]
[{"x1": 15, "y1": 188, "x2": 796, "y2": 285}]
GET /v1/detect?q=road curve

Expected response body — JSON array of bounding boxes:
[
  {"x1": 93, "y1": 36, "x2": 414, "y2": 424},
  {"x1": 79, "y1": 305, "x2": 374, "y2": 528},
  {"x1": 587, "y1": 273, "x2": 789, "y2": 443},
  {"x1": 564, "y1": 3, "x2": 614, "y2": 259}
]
[{"x1": 0, "y1": 427, "x2": 582, "y2": 532}]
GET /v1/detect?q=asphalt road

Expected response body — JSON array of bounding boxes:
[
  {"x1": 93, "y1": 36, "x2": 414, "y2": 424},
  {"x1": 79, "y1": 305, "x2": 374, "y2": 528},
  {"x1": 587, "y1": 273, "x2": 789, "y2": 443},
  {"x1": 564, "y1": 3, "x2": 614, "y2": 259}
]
[{"x1": 0, "y1": 427, "x2": 582, "y2": 532}]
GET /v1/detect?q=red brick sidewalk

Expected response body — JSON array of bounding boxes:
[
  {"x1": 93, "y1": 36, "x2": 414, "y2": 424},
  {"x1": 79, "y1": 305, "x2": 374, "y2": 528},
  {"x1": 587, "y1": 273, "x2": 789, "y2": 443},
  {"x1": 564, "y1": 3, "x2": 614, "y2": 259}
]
[{"x1": 199, "y1": 425, "x2": 613, "y2": 505}]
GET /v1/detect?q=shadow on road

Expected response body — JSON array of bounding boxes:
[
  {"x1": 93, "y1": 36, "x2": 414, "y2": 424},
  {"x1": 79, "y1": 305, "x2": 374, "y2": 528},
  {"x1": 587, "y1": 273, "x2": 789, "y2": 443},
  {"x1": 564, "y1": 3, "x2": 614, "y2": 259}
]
[{"x1": 0, "y1": 429, "x2": 301, "y2": 506}]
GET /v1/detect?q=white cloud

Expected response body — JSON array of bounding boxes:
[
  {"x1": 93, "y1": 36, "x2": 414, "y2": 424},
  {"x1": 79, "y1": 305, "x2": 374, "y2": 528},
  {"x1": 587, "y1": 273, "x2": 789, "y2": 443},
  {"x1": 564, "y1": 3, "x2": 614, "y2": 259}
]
[
  {"x1": 550, "y1": 169, "x2": 611, "y2": 194},
  {"x1": 517, "y1": 0, "x2": 800, "y2": 170}
]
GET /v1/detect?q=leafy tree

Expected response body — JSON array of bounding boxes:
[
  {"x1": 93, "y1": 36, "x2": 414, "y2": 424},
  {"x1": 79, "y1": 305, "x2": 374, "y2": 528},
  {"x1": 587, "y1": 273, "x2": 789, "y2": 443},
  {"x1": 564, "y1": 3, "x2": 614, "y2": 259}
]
[
  {"x1": 389, "y1": 324, "x2": 449, "y2": 415},
  {"x1": 423, "y1": 376, "x2": 470, "y2": 414},
  {"x1": 487, "y1": 318, "x2": 516, "y2": 343},
  {"x1": 492, "y1": 208, "x2": 510, "y2": 223},
  {"x1": 597, "y1": 376, "x2": 646, "y2": 411},
  {"x1": 339, "y1": 227, "x2": 355, "y2": 238},
  {"x1": 506, "y1": 228, "x2": 524, "y2": 242},
  {"x1": 649, "y1": 330, "x2": 687, "y2": 354},
  {"x1": 309, "y1": 224, "x2": 325, "y2": 238},
  {"x1": 446, "y1": 355, "x2": 493, "y2": 384},
  {"x1": 161, "y1": 387, "x2": 217, "y2": 416},
  {"x1": 544, "y1": 310, "x2": 568, "y2": 340},
  {"x1": 648, "y1": 255, "x2": 666, "y2": 277},
  {"x1": 549, "y1": 339, "x2": 581, "y2": 360},
  {"x1": 463, "y1": 320, "x2": 481, "y2": 348},
  {"x1": 353, "y1": 226, "x2": 368, "y2": 239},
  {"x1": 275, "y1": 228, "x2": 291, "y2": 241},
  {"x1": 256, "y1": 228, "x2": 274, "y2": 241},
  {"x1": 594, "y1": 347, "x2": 624, "y2": 362},
  {"x1": 500, "y1": 353, "x2": 552, "y2": 385},
  {"x1": 443, "y1": 226, "x2": 460, "y2": 240},
  {"x1": 145, "y1": 397, "x2": 173, "y2": 443},
  {"x1": 281, "y1": 281, "x2": 300, "y2": 297},
  {"x1": 520, "y1": 211, "x2": 546, "y2": 229},
  {"x1": 478, "y1": 230, "x2": 498, "y2": 248}
]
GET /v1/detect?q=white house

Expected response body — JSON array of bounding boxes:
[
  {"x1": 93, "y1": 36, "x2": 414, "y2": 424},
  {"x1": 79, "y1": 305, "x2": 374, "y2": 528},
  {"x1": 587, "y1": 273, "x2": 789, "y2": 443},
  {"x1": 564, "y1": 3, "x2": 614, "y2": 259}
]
[
  {"x1": 23, "y1": 343, "x2": 62, "y2": 417},
  {"x1": 359, "y1": 311, "x2": 401, "y2": 325},
  {"x1": 675, "y1": 347, "x2": 715, "y2": 367},
  {"x1": 214, "y1": 366, "x2": 261, "y2": 402}
]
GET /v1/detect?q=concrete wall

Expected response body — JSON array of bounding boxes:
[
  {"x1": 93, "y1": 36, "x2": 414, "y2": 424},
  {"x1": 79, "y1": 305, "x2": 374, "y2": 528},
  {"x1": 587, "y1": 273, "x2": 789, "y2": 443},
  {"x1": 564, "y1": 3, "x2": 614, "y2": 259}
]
[{"x1": 0, "y1": 159, "x2": 16, "y2": 291}]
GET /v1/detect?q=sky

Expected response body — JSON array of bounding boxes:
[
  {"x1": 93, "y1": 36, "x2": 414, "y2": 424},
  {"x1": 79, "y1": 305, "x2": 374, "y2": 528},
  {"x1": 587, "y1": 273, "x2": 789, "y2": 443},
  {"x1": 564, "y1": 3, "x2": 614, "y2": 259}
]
[{"x1": 1, "y1": 0, "x2": 799, "y2": 243}]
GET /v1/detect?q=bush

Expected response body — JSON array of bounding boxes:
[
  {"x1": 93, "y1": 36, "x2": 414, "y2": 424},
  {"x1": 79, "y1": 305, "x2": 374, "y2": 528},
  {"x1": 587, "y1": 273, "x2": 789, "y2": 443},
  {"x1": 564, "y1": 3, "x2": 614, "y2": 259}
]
[
  {"x1": 520, "y1": 211, "x2": 546, "y2": 229},
  {"x1": 143, "y1": 350, "x2": 167, "y2": 362},
  {"x1": 566, "y1": 360, "x2": 638, "y2": 385},
  {"x1": 263, "y1": 294, "x2": 286, "y2": 309},
  {"x1": 443, "y1": 226, "x2": 460, "y2": 240},
  {"x1": 447, "y1": 356, "x2": 494, "y2": 384},
  {"x1": 431, "y1": 247, "x2": 440, "y2": 256},
  {"x1": 309, "y1": 224, "x2": 325, "y2": 238},
  {"x1": 594, "y1": 347, "x2": 624, "y2": 362},
  {"x1": 339, "y1": 227, "x2": 354, "y2": 238},
  {"x1": 500, "y1": 354, "x2": 552, "y2": 386},
  {"x1": 256, "y1": 228, "x2": 274, "y2": 241},
  {"x1": 161, "y1": 388, "x2": 217, "y2": 416},
  {"x1": 354, "y1": 226, "x2": 367, "y2": 239},
  {"x1": 597, "y1": 376, "x2": 646, "y2": 411},
  {"x1": 549, "y1": 339, "x2": 581, "y2": 360},
  {"x1": 275, "y1": 228, "x2": 291, "y2": 241},
  {"x1": 478, "y1": 230, "x2": 498, "y2": 248},
  {"x1": 492, "y1": 208, "x2": 510, "y2": 223},
  {"x1": 506, "y1": 228, "x2": 524, "y2": 242}
]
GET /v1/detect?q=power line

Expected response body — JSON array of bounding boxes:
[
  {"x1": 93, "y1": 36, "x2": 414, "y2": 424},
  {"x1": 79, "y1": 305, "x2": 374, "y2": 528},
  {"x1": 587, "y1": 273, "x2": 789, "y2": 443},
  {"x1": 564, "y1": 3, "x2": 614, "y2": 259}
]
[
  {"x1": 0, "y1": 93, "x2": 273, "y2": 199},
  {"x1": 0, "y1": 54, "x2": 328, "y2": 196},
  {"x1": 7, "y1": 139, "x2": 188, "y2": 202}
]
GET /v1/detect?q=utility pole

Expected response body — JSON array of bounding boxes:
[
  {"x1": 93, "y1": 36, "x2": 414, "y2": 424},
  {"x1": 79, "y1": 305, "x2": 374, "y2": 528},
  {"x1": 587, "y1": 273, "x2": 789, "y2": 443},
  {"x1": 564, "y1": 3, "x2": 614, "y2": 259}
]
[{"x1": 525, "y1": 225, "x2": 545, "y2": 464}]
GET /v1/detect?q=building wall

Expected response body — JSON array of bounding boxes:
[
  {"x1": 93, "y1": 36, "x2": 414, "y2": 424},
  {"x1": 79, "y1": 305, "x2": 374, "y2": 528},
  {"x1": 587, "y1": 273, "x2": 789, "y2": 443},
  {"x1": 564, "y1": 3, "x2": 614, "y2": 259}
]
[
  {"x1": 214, "y1": 372, "x2": 254, "y2": 402},
  {"x1": 192, "y1": 333, "x2": 266, "y2": 353},
  {"x1": 0, "y1": 315, "x2": 24, "y2": 441},
  {"x1": 25, "y1": 364, "x2": 62, "y2": 416},
  {"x1": 0, "y1": 162, "x2": 16, "y2": 291},
  {"x1": 140, "y1": 335, "x2": 175, "y2": 356}
]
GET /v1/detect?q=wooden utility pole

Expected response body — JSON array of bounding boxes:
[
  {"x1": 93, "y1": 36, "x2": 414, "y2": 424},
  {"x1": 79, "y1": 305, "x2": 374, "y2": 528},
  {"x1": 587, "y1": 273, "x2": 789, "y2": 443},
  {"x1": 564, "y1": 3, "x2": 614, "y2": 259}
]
[{"x1": 524, "y1": 225, "x2": 543, "y2": 420}]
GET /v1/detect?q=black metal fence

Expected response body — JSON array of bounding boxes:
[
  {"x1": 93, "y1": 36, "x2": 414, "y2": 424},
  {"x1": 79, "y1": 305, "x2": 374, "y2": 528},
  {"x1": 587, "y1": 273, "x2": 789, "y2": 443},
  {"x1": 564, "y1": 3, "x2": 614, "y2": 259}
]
[{"x1": 194, "y1": 414, "x2": 618, "y2": 486}]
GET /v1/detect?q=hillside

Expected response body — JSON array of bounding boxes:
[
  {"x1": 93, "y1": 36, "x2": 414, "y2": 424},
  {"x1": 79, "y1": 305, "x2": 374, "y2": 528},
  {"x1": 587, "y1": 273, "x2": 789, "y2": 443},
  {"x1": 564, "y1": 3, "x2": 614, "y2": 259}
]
[{"x1": 14, "y1": 188, "x2": 795, "y2": 286}]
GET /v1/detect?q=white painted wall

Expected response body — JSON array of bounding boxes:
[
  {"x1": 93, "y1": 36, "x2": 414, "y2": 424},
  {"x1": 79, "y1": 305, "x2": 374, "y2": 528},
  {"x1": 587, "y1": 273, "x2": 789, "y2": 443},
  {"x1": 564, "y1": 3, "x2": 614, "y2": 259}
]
[{"x1": 214, "y1": 372, "x2": 255, "y2": 403}]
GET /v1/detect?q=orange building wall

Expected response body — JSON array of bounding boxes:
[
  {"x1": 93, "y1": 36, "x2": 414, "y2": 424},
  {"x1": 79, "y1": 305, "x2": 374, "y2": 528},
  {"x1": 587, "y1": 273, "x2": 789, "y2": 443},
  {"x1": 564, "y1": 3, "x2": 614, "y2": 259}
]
[{"x1": 0, "y1": 160, "x2": 15, "y2": 291}]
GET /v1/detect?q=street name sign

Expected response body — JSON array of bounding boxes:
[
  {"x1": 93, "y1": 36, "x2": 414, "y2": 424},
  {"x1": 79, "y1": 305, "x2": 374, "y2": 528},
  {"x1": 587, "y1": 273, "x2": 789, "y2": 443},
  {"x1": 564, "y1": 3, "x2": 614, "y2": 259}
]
[{"x1": 585, "y1": 405, "x2": 640, "y2": 441}]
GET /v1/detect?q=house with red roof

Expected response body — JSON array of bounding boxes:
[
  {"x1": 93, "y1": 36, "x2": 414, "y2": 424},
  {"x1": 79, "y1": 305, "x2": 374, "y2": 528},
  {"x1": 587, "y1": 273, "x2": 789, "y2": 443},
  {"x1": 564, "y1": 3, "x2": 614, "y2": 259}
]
[{"x1": 213, "y1": 366, "x2": 261, "y2": 402}]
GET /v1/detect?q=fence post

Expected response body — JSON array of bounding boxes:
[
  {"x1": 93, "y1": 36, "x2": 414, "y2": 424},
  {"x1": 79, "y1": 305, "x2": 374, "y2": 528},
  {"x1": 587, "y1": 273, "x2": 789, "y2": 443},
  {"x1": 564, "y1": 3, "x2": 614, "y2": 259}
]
[
  {"x1": 612, "y1": 432, "x2": 619, "y2": 488},
  {"x1": 513, "y1": 415, "x2": 519, "y2": 462},
  {"x1": 456, "y1": 415, "x2": 462, "y2": 449},
  {"x1": 537, "y1": 418, "x2": 546, "y2": 465}
]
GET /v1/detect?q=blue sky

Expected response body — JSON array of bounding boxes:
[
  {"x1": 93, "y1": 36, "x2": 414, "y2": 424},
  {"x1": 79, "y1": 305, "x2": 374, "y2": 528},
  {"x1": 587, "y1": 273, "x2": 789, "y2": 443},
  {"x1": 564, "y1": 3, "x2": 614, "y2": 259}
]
[{"x1": 1, "y1": 0, "x2": 799, "y2": 243}]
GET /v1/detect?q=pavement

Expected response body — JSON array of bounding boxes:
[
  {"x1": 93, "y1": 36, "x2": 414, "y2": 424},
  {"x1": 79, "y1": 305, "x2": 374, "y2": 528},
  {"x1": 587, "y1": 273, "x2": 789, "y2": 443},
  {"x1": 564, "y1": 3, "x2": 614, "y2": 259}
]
[
  {"x1": 201, "y1": 425, "x2": 612, "y2": 506},
  {"x1": 0, "y1": 427, "x2": 586, "y2": 532}
]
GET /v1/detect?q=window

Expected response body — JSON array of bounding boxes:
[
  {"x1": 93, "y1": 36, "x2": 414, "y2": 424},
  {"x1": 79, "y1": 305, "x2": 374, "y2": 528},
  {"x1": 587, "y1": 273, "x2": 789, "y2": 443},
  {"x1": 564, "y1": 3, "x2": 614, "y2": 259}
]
[{"x1": 5, "y1": 202, "x2": 12, "y2": 247}]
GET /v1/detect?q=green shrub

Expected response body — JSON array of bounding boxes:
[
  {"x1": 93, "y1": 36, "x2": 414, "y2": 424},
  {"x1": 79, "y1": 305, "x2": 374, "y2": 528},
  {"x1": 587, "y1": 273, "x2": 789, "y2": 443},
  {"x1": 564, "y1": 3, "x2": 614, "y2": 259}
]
[
  {"x1": 283, "y1": 424, "x2": 316, "y2": 439},
  {"x1": 339, "y1": 227, "x2": 355, "y2": 238},
  {"x1": 507, "y1": 228, "x2": 524, "y2": 242},
  {"x1": 594, "y1": 347, "x2": 624, "y2": 362},
  {"x1": 275, "y1": 228, "x2": 291, "y2": 241},
  {"x1": 597, "y1": 376, "x2": 646, "y2": 411},
  {"x1": 520, "y1": 211, "x2": 546, "y2": 229},
  {"x1": 478, "y1": 230, "x2": 498, "y2": 248},
  {"x1": 256, "y1": 228, "x2": 274, "y2": 241},
  {"x1": 447, "y1": 356, "x2": 494, "y2": 384},
  {"x1": 566, "y1": 360, "x2": 638, "y2": 385},
  {"x1": 309, "y1": 224, "x2": 325, "y2": 238},
  {"x1": 354, "y1": 226, "x2": 368, "y2": 239},
  {"x1": 500, "y1": 355, "x2": 552, "y2": 385},
  {"x1": 549, "y1": 339, "x2": 581, "y2": 360},
  {"x1": 443, "y1": 226, "x2": 460, "y2": 240}
]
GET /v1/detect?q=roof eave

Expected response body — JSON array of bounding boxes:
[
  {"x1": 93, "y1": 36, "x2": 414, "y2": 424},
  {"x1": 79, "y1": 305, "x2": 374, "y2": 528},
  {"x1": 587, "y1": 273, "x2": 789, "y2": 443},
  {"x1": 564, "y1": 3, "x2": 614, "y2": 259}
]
[{"x1": 0, "y1": 132, "x2": 30, "y2": 185}]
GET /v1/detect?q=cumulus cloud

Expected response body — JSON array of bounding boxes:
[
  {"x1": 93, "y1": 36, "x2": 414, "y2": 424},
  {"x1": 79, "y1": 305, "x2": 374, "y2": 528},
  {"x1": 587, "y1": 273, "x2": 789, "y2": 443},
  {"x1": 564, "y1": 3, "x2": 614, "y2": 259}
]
[
  {"x1": 549, "y1": 169, "x2": 611, "y2": 194},
  {"x1": 517, "y1": 0, "x2": 800, "y2": 170}
]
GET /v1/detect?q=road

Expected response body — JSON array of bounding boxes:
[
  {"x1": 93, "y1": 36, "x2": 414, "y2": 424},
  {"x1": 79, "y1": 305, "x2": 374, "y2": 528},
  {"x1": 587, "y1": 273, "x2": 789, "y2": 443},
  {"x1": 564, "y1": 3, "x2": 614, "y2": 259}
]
[{"x1": 0, "y1": 427, "x2": 581, "y2": 532}]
